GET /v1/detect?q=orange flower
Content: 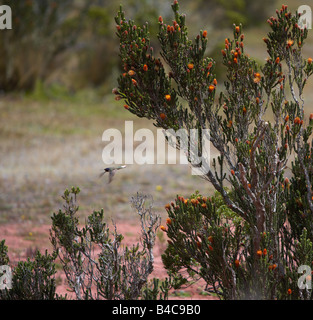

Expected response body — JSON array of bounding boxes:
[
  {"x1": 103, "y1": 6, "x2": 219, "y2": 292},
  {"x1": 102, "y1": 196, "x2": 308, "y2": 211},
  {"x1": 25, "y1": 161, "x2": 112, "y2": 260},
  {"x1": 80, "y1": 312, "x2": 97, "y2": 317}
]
[
  {"x1": 143, "y1": 64, "x2": 148, "y2": 71},
  {"x1": 202, "y1": 30, "x2": 207, "y2": 38},
  {"x1": 257, "y1": 250, "x2": 262, "y2": 257},
  {"x1": 166, "y1": 218, "x2": 172, "y2": 225},
  {"x1": 131, "y1": 79, "x2": 137, "y2": 86},
  {"x1": 294, "y1": 117, "x2": 301, "y2": 124},
  {"x1": 231, "y1": 169, "x2": 235, "y2": 176},
  {"x1": 160, "y1": 113, "x2": 166, "y2": 120},
  {"x1": 256, "y1": 97, "x2": 260, "y2": 104},
  {"x1": 287, "y1": 39, "x2": 294, "y2": 47},
  {"x1": 268, "y1": 264, "x2": 274, "y2": 271},
  {"x1": 275, "y1": 57, "x2": 280, "y2": 64},
  {"x1": 221, "y1": 49, "x2": 226, "y2": 57},
  {"x1": 209, "y1": 85, "x2": 215, "y2": 92},
  {"x1": 124, "y1": 104, "x2": 129, "y2": 110},
  {"x1": 201, "y1": 203, "x2": 207, "y2": 208},
  {"x1": 165, "y1": 94, "x2": 171, "y2": 102},
  {"x1": 233, "y1": 57, "x2": 238, "y2": 64},
  {"x1": 285, "y1": 115, "x2": 289, "y2": 122},
  {"x1": 287, "y1": 289, "x2": 292, "y2": 295},
  {"x1": 191, "y1": 198, "x2": 199, "y2": 206},
  {"x1": 243, "y1": 107, "x2": 247, "y2": 114},
  {"x1": 308, "y1": 58, "x2": 313, "y2": 65},
  {"x1": 263, "y1": 248, "x2": 267, "y2": 256},
  {"x1": 253, "y1": 73, "x2": 261, "y2": 84},
  {"x1": 208, "y1": 245, "x2": 213, "y2": 251},
  {"x1": 158, "y1": 16, "x2": 163, "y2": 23},
  {"x1": 235, "y1": 26, "x2": 240, "y2": 33},
  {"x1": 187, "y1": 63, "x2": 194, "y2": 70},
  {"x1": 160, "y1": 225, "x2": 167, "y2": 232},
  {"x1": 128, "y1": 70, "x2": 136, "y2": 76},
  {"x1": 234, "y1": 259, "x2": 240, "y2": 268},
  {"x1": 165, "y1": 203, "x2": 171, "y2": 210},
  {"x1": 227, "y1": 120, "x2": 233, "y2": 128},
  {"x1": 310, "y1": 113, "x2": 313, "y2": 120}
]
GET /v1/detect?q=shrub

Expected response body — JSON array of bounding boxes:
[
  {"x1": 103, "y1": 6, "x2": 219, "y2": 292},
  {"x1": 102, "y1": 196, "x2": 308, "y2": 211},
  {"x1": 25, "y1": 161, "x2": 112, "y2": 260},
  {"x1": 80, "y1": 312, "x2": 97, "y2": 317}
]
[
  {"x1": 0, "y1": 243, "x2": 59, "y2": 300},
  {"x1": 0, "y1": 188, "x2": 173, "y2": 300},
  {"x1": 50, "y1": 187, "x2": 167, "y2": 300},
  {"x1": 114, "y1": 1, "x2": 313, "y2": 299}
]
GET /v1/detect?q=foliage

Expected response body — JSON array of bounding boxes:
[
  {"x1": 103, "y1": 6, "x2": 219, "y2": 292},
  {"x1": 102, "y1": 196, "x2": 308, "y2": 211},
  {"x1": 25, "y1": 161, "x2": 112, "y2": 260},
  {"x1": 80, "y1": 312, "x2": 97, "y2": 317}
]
[
  {"x1": 0, "y1": 244, "x2": 59, "y2": 300},
  {"x1": 50, "y1": 187, "x2": 172, "y2": 300},
  {"x1": 114, "y1": 1, "x2": 313, "y2": 299},
  {"x1": 0, "y1": 0, "x2": 273, "y2": 93},
  {"x1": 0, "y1": 0, "x2": 92, "y2": 91},
  {"x1": 0, "y1": 188, "x2": 176, "y2": 300}
]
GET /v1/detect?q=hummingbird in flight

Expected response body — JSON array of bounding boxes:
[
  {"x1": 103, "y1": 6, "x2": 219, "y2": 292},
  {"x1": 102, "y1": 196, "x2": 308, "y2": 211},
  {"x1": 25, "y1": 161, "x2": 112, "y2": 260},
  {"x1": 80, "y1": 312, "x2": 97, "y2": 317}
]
[{"x1": 99, "y1": 165, "x2": 126, "y2": 183}]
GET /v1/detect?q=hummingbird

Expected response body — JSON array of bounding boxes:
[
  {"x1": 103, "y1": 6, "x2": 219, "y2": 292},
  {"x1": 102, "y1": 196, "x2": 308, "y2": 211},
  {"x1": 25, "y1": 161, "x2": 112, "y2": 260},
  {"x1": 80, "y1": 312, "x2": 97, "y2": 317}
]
[{"x1": 99, "y1": 165, "x2": 126, "y2": 184}]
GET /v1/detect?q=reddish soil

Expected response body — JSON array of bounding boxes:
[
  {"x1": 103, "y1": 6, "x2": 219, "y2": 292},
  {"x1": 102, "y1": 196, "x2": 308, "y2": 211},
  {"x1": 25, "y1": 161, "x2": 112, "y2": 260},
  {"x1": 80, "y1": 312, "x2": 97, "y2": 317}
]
[{"x1": 0, "y1": 221, "x2": 216, "y2": 300}]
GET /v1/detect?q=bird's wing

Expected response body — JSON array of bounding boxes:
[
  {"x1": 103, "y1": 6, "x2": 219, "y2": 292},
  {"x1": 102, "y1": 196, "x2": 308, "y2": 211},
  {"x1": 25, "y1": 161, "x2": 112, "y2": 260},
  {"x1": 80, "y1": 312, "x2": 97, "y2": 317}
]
[
  {"x1": 108, "y1": 170, "x2": 116, "y2": 183},
  {"x1": 99, "y1": 171, "x2": 106, "y2": 178}
]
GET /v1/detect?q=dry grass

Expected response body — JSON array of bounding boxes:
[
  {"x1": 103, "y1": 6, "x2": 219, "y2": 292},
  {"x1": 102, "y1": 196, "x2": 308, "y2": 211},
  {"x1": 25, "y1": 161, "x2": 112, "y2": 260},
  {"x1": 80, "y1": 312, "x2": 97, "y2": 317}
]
[{"x1": 0, "y1": 94, "x2": 214, "y2": 227}]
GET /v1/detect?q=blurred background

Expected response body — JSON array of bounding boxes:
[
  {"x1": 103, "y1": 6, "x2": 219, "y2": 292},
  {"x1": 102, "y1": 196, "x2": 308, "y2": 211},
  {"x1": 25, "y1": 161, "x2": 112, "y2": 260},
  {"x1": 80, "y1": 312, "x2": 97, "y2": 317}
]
[{"x1": 0, "y1": 0, "x2": 312, "y2": 249}]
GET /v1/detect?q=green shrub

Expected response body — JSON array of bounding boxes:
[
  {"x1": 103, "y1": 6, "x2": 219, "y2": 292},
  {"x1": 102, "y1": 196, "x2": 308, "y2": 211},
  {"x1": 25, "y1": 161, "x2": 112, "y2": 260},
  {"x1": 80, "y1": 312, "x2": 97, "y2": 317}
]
[
  {"x1": 50, "y1": 187, "x2": 170, "y2": 300},
  {"x1": 114, "y1": 1, "x2": 313, "y2": 299}
]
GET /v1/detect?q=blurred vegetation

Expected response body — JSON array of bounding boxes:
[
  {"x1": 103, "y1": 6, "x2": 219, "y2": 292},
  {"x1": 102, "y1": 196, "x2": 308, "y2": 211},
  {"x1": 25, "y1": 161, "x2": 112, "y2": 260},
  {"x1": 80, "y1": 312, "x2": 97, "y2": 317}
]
[{"x1": 0, "y1": 0, "x2": 276, "y2": 95}]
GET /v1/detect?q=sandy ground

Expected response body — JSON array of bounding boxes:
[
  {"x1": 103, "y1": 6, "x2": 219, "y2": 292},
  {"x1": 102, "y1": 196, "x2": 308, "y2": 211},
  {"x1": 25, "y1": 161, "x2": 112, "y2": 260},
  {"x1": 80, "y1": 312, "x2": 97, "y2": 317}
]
[{"x1": 0, "y1": 219, "x2": 215, "y2": 300}]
